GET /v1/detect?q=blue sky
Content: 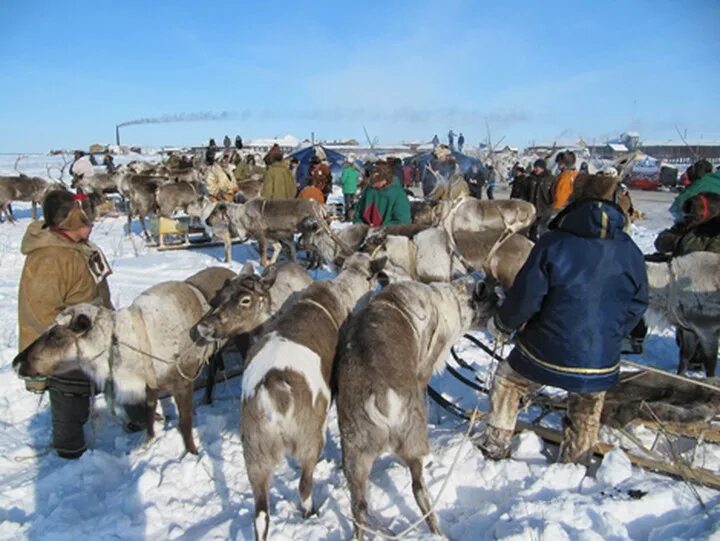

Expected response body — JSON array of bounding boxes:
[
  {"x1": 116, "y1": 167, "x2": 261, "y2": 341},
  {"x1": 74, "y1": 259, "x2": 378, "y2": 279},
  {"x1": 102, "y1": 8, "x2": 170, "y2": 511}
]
[{"x1": 1, "y1": 0, "x2": 718, "y2": 152}]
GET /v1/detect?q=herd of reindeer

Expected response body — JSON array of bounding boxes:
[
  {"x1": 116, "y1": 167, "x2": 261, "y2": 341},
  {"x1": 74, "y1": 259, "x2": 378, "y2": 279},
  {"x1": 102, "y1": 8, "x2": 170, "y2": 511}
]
[{"x1": 6, "y1": 152, "x2": 720, "y2": 539}]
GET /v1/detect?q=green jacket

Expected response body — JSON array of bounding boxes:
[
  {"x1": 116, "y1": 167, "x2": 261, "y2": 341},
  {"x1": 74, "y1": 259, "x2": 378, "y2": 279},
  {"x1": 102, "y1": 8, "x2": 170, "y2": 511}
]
[
  {"x1": 340, "y1": 166, "x2": 361, "y2": 194},
  {"x1": 261, "y1": 162, "x2": 297, "y2": 200},
  {"x1": 670, "y1": 172, "x2": 720, "y2": 221},
  {"x1": 675, "y1": 217, "x2": 720, "y2": 255},
  {"x1": 353, "y1": 178, "x2": 411, "y2": 226}
]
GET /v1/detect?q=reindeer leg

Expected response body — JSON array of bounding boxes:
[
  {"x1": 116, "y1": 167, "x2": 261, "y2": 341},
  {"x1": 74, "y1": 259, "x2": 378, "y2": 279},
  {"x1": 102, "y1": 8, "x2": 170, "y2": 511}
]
[
  {"x1": 343, "y1": 450, "x2": 374, "y2": 540},
  {"x1": 298, "y1": 439, "x2": 324, "y2": 518},
  {"x1": 173, "y1": 382, "x2": 198, "y2": 455},
  {"x1": 139, "y1": 213, "x2": 151, "y2": 242},
  {"x1": 404, "y1": 456, "x2": 442, "y2": 536},
  {"x1": 145, "y1": 387, "x2": 158, "y2": 439},
  {"x1": 269, "y1": 241, "x2": 282, "y2": 265},
  {"x1": 31, "y1": 201, "x2": 37, "y2": 220},
  {"x1": 698, "y1": 331, "x2": 719, "y2": 378},
  {"x1": 126, "y1": 201, "x2": 134, "y2": 237},
  {"x1": 676, "y1": 327, "x2": 699, "y2": 375},
  {"x1": 246, "y1": 456, "x2": 273, "y2": 541},
  {"x1": 218, "y1": 228, "x2": 231, "y2": 263},
  {"x1": 259, "y1": 236, "x2": 268, "y2": 266},
  {"x1": 201, "y1": 350, "x2": 223, "y2": 406}
]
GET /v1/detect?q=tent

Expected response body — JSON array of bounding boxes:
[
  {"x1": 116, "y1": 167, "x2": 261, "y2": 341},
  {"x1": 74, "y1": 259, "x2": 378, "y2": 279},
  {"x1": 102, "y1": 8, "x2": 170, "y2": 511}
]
[
  {"x1": 405, "y1": 149, "x2": 486, "y2": 196},
  {"x1": 287, "y1": 145, "x2": 348, "y2": 188}
]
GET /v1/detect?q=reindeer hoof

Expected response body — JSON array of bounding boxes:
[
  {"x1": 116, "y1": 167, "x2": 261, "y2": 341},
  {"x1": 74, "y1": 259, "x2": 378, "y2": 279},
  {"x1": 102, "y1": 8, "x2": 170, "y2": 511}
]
[{"x1": 302, "y1": 507, "x2": 318, "y2": 519}]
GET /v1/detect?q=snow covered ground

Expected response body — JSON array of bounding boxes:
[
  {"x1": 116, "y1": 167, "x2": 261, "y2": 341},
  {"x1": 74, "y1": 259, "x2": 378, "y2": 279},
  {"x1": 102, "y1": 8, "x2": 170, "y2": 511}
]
[{"x1": 0, "y1": 155, "x2": 718, "y2": 540}]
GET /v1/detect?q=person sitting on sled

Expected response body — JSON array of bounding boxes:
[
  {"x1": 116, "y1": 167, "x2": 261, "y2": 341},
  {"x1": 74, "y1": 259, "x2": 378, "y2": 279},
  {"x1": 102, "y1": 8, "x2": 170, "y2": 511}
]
[{"x1": 479, "y1": 173, "x2": 648, "y2": 465}]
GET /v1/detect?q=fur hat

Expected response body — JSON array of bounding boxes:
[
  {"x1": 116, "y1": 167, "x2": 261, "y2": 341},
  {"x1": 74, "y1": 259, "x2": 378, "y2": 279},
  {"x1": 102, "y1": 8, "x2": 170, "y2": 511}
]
[
  {"x1": 369, "y1": 161, "x2": 393, "y2": 184},
  {"x1": 569, "y1": 174, "x2": 619, "y2": 203},
  {"x1": 533, "y1": 158, "x2": 547, "y2": 170},
  {"x1": 43, "y1": 190, "x2": 94, "y2": 230},
  {"x1": 433, "y1": 145, "x2": 452, "y2": 160},
  {"x1": 563, "y1": 151, "x2": 577, "y2": 167}
]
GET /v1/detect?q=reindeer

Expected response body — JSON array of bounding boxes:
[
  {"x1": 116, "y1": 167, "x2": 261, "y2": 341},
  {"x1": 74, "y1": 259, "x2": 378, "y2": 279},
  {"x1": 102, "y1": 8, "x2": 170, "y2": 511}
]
[
  {"x1": 360, "y1": 226, "x2": 534, "y2": 290},
  {"x1": 336, "y1": 277, "x2": 497, "y2": 539},
  {"x1": 436, "y1": 196, "x2": 536, "y2": 235},
  {"x1": 239, "y1": 253, "x2": 387, "y2": 541},
  {"x1": 155, "y1": 181, "x2": 203, "y2": 218},
  {"x1": 298, "y1": 223, "x2": 428, "y2": 269},
  {"x1": 0, "y1": 176, "x2": 49, "y2": 223},
  {"x1": 206, "y1": 198, "x2": 325, "y2": 265},
  {"x1": 645, "y1": 252, "x2": 720, "y2": 377},
  {"x1": 116, "y1": 173, "x2": 170, "y2": 239},
  {"x1": 0, "y1": 156, "x2": 59, "y2": 222},
  {"x1": 192, "y1": 262, "x2": 314, "y2": 403},
  {"x1": 13, "y1": 267, "x2": 234, "y2": 455}
]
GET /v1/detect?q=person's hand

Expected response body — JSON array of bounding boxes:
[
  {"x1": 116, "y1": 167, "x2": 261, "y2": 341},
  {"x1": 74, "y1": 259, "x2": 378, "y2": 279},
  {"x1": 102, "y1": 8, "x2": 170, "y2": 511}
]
[{"x1": 487, "y1": 316, "x2": 512, "y2": 344}]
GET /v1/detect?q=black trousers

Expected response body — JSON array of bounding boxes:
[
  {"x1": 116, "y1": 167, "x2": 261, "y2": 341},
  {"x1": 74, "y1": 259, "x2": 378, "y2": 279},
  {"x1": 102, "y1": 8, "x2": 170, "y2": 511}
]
[{"x1": 47, "y1": 370, "x2": 148, "y2": 459}]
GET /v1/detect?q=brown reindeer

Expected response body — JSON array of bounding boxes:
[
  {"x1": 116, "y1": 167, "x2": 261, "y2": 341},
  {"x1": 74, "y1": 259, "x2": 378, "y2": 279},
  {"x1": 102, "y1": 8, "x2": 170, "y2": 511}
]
[
  {"x1": 0, "y1": 176, "x2": 50, "y2": 222},
  {"x1": 239, "y1": 253, "x2": 387, "y2": 541},
  {"x1": 336, "y1": 277, "x2": 497, "y2": 538},
  {"x1": 206, "y1": 198, "x2": 324, "y2": 265}
]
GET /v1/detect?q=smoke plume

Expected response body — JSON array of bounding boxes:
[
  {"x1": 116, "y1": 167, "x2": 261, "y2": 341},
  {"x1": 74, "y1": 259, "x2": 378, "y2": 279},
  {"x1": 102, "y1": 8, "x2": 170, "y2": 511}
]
[{"x1": 117, "y1": 111, "x2": 236, "y2": 128}]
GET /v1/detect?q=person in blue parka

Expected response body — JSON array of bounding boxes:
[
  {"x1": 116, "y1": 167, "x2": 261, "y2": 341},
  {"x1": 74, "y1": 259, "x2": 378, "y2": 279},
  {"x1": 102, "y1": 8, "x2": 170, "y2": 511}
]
[{"x1": 479, "y1": 173, "x2": 648, "y2": 465}]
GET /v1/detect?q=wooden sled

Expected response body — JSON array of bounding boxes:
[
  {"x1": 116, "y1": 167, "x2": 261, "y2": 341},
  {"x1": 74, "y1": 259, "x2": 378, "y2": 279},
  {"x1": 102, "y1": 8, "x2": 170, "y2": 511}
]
[{"x1": 431, "y1": 333, "x2": 720, "y2": 489}]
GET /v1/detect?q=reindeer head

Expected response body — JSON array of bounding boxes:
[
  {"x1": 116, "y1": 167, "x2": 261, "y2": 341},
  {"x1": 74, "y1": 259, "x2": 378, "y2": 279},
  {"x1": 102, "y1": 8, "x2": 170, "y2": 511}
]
[
  {"x1": 448, "y1": 275, "x2": 499, "y2": 329},
  {"x1": 192, "y1": 263, "x2": 277, "y2": 342},
  {"x1": 13, "y1": 304, "x2": 114, "y2": 382},
  {"x1": 339, "y1": 252, "x2": 389, "y2": 289}
]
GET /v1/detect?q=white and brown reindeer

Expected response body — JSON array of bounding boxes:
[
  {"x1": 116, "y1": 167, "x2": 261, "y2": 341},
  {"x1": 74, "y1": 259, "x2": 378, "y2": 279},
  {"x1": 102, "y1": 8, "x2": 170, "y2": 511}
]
[
  {"x1": 235, "y1": 253, "x2": 387, "y2": 541},
  {"x1": 336, "y1": 277, "x2": 498, "y2": 539},
  {"x1": 359, "y1": 225, "x2": 534, "y2": 290},
  {"x1": 192, "y1": 261, "x2": 314, "y2": 404},
  {"x1": 194, "y1": 261, "x2": 313, "y2": 341},
  {"x1": 13, "y1": 267, "x2": 235, "y2": 455}
]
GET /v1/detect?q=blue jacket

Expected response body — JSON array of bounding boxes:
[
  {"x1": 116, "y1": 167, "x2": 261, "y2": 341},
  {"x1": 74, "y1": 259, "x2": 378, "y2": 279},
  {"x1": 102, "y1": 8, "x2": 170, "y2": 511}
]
[{"x1": 495, "y1": 199, "x2": 648, "y2": 393}]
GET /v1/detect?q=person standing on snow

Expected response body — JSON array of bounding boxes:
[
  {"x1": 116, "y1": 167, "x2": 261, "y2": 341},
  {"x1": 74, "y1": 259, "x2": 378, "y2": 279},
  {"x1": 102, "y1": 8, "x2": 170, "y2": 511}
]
[
  {"x1": 448, "y1": 130, "x2": 456, "y2": 150},
  {"x1": 70, "y1": 151, "x2": 94, "y2": 189},
  {"x1": 354, "y1": 161, "x2": 411, "y2": 226},
  {"x1": 526, "y1": 159, "x2": 556, "y2": 240},
  {"x1": 552, "y1": 150, "x2": 578, "y2": 209},
  {"x1": 478, "y1": 174, "x2": 648, "y2": 465},
  {"x1": 464, "y1": 162, "x2": 486, "y2": 199},
  {"x1": 509, "y1": 165, "x2": 531, "y2": 201},
  {"x1": 340, "y1": 157, "x2": 361, "y2": 221},
  {"x1": 17, "y1": 191, "x2": 147, "y2": 458},
  {"x1": 431, "y1": 134, "x2": 440, "y2": 149},
  {"x1": 457, "y1": 132, "x2": 465, "y2": 153},
  {"x1": 485, "y1": 164, "x2": 497, "y2": 200},
  {"x1": 261, "y1": 147, "x2": 297, "y2": 200}
]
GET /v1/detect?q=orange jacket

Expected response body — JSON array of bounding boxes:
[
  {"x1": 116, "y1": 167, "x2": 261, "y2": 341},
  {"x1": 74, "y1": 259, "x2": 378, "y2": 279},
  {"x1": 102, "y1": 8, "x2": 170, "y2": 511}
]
[
  {"x1": 553, "y1": 169, "x2": 577, "y2": 209},
  {"x1": 298, "y1": 185, "x2": 325, "y2": 204}
]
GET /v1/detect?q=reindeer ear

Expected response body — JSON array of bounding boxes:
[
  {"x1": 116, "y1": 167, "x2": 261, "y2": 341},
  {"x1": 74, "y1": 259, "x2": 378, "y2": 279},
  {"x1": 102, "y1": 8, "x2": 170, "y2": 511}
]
[
  {"x1": 70, "y1": 313, "x2": 93, "y2": 334},
  {"x1": 55, "y1": 309, "x2": 73, "y2": 327},
  {"x1": 298, "y1": 216, "x2": 319, "y2": 234},
  {"x1": 370, "y1": 256, "x2": 387, "y2": 275},
  {"x1": 260, "y1": 264, "x2": 279, "y2": 289},
  {"x1": 240, "y1": 262, "x2": 255, "y2": 276}
]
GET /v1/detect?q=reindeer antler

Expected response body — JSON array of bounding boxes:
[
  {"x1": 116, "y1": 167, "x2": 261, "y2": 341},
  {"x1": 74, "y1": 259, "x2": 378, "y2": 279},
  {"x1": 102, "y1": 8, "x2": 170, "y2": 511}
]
[{"x1": 14, "y1": 155, "x2": 27, "y2": 176}]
